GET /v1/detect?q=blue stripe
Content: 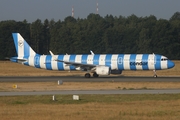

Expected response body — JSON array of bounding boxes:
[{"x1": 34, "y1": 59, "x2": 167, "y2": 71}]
[
  {"x1": 118, "y1": 54, "x2": 124, "y2": 70},
  {"x1": 142, "y1": 54, "x2": 149, "y2": 70},
  {"x1": 12, "y1": 33, "x2": 18, "y2": 56},
  {"x1": 23, "y1": 56, "x2": 29, "y2": 66},
  {"x1": 46, "y1": 55, "x2": 52, "y2": 70},
  {"x1": 24, "y1": 40, "x2": 30, "y2": 57},
  {"x1": 81, "y1": 55, "x2": 88, "y2": 64},
  {"x1": 93, "y1": 55, "x2": 100, "y2": 65},
  {"x1": 105, "y1": 54, "x2": 112, "y2": 68},
  {"x1": 57, "y1": 55, "x2": 64, "y2": 70},
  {"x1": 69, "y1": 55, "x2": 76, "y2": 70},
  {"x1": 155, "y1": 54, "x2": 161, "y2": 70},
  {"x1": 130, "y1": 54, "x2": 137, "y2": 70},
  {"x1": 34, "y1": 55, "x2": 40, "y2": 68}
]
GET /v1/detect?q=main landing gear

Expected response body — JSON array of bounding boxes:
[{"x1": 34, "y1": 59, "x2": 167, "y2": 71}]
[
  {"x1": 93, "y1": 72, "x2": 99, "y2": 77},
  {"x1": 84, "y1": 72, "x2": 99, "y2": 78},
  {"x1": 153, "y1": 70, "x2": 157, "y2": 78},
  {"x1": 85, "y1": 73, "x2": 91, "y2": 78}
]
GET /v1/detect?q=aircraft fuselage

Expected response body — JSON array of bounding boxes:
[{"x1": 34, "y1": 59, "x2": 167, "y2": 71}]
[{"x1": 11, "y1": 54, "x2": 174, "y2": 71}]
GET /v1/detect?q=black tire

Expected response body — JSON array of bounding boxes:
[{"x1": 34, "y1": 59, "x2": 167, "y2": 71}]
[
  {"x1": 93, "y1": 72, "x2": 99, "y2": 77},
  {"x1": 85, "y1": 73, "x2": 91, "y2": 78}
]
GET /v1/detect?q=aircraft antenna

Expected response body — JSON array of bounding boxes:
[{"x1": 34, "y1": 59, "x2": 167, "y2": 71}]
[
  {"x1": 72, "y1": 6, "x2": 74, "y2": 18},
  {"x1": 96, "y1": 2, "x2": 99, "y2": 14}
]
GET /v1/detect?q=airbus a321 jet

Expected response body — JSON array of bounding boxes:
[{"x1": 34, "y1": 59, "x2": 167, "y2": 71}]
[{"x1": 10, "y1": 33, "x2": 175, "y2": 78}]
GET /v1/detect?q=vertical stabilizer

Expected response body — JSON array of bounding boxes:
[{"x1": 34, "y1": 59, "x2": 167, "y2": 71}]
[{"x1": 12, "y1": 33, "x2": 36, "y2": 57}]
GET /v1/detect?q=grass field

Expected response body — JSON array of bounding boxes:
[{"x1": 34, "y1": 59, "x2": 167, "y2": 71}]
[
  {"x1": 0, "y1": 61, "x2": 180, "y2": 120},
  {"x1": 0, "y1": 94, "x2": 180, "y2": 120}
]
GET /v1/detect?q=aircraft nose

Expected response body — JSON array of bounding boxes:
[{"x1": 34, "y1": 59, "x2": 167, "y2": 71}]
[{"x1": 168, "y1": 60, "x2": 175, "y2": 69}]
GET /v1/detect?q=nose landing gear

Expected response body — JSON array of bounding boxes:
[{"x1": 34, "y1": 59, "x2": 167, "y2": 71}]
[{"x1": 153, "y1": 70, "x2": 157, "y2": 78}]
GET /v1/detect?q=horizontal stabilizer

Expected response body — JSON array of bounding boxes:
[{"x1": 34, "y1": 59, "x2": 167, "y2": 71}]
[{"x1": 10, "y1": 57, "x2": 27, "y2": 63}]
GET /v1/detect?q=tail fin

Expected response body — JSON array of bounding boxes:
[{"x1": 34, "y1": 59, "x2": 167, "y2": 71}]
[{"x1": 12, "y1": 33, "x2": 36, "y2": 57}]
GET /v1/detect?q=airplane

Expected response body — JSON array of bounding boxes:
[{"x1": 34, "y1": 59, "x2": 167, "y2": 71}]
[{"x1": 10, "y1": 33, "x2": 175, "y2": 78}]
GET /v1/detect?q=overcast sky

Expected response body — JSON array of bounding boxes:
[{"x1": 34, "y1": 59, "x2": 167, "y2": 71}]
[{"x1": 0, "y1": 0, "x2": 180, "y2": 22}]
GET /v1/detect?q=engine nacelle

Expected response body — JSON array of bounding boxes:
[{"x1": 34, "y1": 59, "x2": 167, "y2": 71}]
[
  {"x1": 96, "y1": 66, "x2": 110, "y2": 75},
  {"x1": 110, "y1": 70, "x2": 122, "y2": 74}
]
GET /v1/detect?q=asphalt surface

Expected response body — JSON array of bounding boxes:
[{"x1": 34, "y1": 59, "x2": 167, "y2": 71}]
[
  {"x1": 0, "y1": 76, "x2": 180, "y2": 96},
  {"x1": 0, "y1": 76, "x2": 180, "y2": 82},
  {"x1": 0, "y1": 89, "x2": 180, "y2": 96}
]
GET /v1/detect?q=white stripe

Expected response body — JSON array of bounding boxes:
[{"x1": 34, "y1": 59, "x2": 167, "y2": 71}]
[
  {"x1": 124, "y1": 54, "x2": 130, "y2": 70},
  {"x1": 51, "y1": 55, "x2": 58, "y2": 70},
  {"x1": 39, "y1": 55, "x2": 46, "y2": 69},
  {"x1": 136, "y1": 54, "x2": 143, "y2": 70},
  {"x1": 17, "y1": 34, "x2": 24, "y2": 57},
  {"x1": 87, "y1": 55, "x2": 94, "y2": 65},
  {"x1": 30, "y1": 48, "x2": 36, "y2": 56},
  {"x1": 75, "y1": 55, "x2": 82, "y2": 63},
  {"x1": 148, "y1": 55, "x2": 155, "y2": 70},
  {"x1": 63, "y1": 55, "x2": 70, "y2": 70},
  {"x1": 99, "y1": 55, "x2": 106, "y2": 65},
  {"x1": 28, "y1": 56, "x2": 35, "y2": 67},
  {"x1": 111, "y1": 54, "x2": 118, "y2": 70},
  {"x1": 74, "y1": 55, "x2": 82, "y2": 70},
  {"x1": 161, "y1": 56, "x2": 168, "y2": 69}
]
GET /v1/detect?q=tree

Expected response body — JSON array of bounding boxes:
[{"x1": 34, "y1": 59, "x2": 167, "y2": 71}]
[
  {"x1": 0, "y1": 12, "x2": 180, "y2": 59},
  {"x1": 30, "y1": 19, "x2": 44, "y2": 54}
]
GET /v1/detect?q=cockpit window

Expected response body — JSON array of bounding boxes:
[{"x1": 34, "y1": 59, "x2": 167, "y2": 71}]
[{"x1": 161, "y1": 58, "x2": 168, "y2": 61}]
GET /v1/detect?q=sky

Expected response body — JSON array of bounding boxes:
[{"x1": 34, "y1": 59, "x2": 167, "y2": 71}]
[{"x1": 0, "y1": 0, "x2": 180, "y2": 23}]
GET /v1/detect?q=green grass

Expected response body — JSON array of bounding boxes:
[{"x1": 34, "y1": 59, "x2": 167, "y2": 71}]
[
  {"x1": 1, "y1": 94, "x2": 180, "y2": 105},
  {"x1": 1, "y1": 94, "x2": 180, "y2": 120}
]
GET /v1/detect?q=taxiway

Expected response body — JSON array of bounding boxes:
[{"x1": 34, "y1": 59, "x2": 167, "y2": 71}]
[
  {"x1": 0, "y1": 76, "x2": 179, "y2": 82},
  {"x1": 0, "y1": 76, "x2": 179, "y2": 96}
]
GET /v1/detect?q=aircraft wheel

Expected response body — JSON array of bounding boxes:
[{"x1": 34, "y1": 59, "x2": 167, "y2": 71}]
[
  {"x1": 85, "y1": 73, "x2": 91, "y2": 78},
  {"x1": 153, "y1": 75, "x2": 157, "y2": 78},
  {"x1": 93, "y1": 72, "x2": 99, "y2": 77},
  {"x1": 153, "y1": 70, "x2": 157, "y2": 78}
]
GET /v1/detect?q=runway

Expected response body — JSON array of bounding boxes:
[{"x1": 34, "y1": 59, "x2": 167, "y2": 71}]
[
  {"x1": 0, "y1": 76, "x2": 180, "y2": 82},
  {"x1": 1, "y1": 89, "x2": 180, "y2": 96}
]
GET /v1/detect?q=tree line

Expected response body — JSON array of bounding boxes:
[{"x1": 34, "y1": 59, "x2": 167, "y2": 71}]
[{"x1": 0, "y1": 12, "x2": 180, "y2": 60}]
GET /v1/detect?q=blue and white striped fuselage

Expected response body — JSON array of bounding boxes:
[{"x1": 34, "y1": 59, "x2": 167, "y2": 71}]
[
  {"x1": 10, "y1": 33, "x2": 175, "y2": 77},
  {"x1": 21, "y1": 54, "x2": 173, "y2": 71}
]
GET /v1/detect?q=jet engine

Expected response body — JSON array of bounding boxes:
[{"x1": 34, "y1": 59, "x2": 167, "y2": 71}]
[{"x1": 96, "y1": 66, "x2": 110, "y2": 75}]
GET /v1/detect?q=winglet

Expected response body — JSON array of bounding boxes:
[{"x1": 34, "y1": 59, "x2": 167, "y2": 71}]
[
  {"x1": 90, "y1": 50, "x2": 94, "y2": 55},
  {"x1": 49, "y1": 51, "x2": 57, "y2": 61},
  {"x1": 49, "y1": 51, "x2": 54, "y2": 56}
]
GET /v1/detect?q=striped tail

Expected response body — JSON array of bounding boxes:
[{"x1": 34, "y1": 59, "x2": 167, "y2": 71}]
[
  {"x1": 12, "y1": 33, "x2": 36, "y2": 58},
  {"x1": 11, "y1": 33, "x2": 37, "y2": 63}
]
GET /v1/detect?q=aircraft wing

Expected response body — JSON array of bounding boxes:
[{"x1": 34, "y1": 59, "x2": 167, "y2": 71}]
[
  {"x1": 56, "y1": 59, "x2": 96, "y2": 71},
  {"x1": 49, "y1": 51, "x2": 96, "y2": 71}
]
